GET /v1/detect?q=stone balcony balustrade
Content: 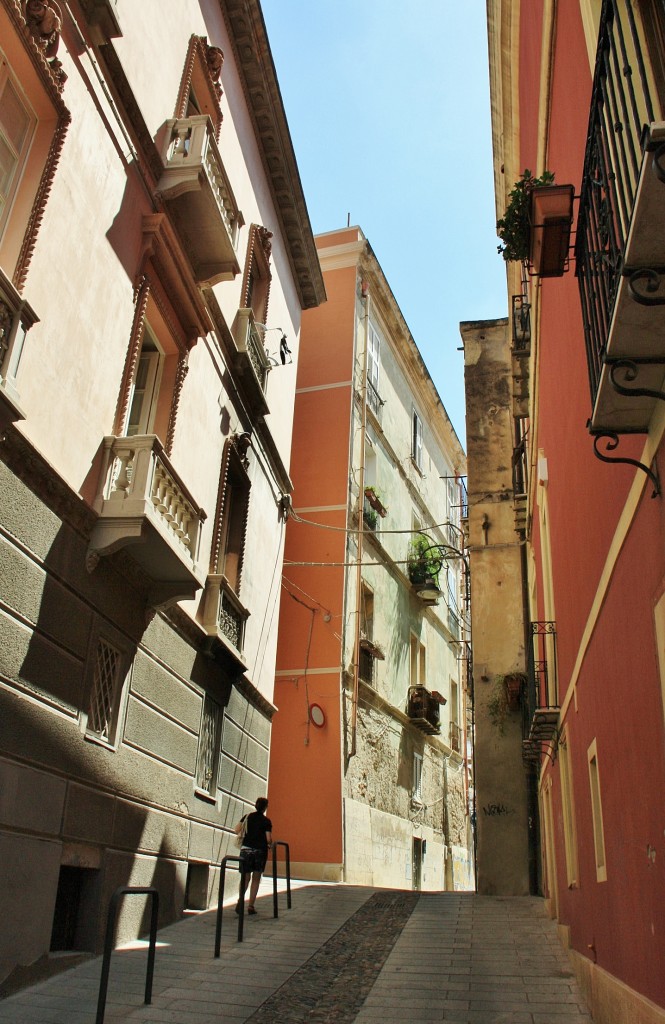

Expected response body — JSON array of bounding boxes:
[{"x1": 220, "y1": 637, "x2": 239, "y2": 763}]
[
  {"x1": 156, "y1": 115, "x2": 244, "y2": 285},
  {"x1": 89, "y1": 434, "x2": 206, "y2": 605}
]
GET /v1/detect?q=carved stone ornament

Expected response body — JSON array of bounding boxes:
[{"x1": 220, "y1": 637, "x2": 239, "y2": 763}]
[
  {"x1": 24, "y1": 0, "x2": 66, "y2": 82},
  {"x1": 256, "y1": 225, "x2": 273, "y2": 261},
  {"x1": 205, "y1": 45, "x2": 224, "y2": 97}
]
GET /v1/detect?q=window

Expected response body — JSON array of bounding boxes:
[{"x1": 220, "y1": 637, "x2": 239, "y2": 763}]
[
  {"x1": 126, "y1": 322, "x2": 162, "y2": 436},
  {"x1": 83, "y1": 629, "x2": 130, "y2": 749},
  {"x1": 367, "y1": 321, "x2": 382, "y2": 416},
  {"x1": 0, "y1": 26, "x2": 69, "y2": 290},
  {"x1": 176, "y1": 36, "x2": 224, "y2": 136},
  {"x1": 410, "y1": 634, "x2": 426, "y2": 687},
  {"x1": 412, "y1": 409, "x2": 423, "y2": 470},
  {"x1": 450, "y1": 679, "x2": 460, "y2": 751},
  {"x1": 559, "y1": 733, "x2": 579, "y2": 887},
  {"x1": 241, "y1": 224, "x2": 273, "y2": 327},
  {"x1": 116, "y1": 280, "x2": 190, "y2": 456},
  {"x1": 360, "y1": 583, "x2": 374, "y2": 640},
  {"x1": 587, "y1": 739, "x2": 607, "y2": 881},
  {"x1": 0, "y1": 62, "x2": 34, "y2": 236},
  {"x1": 210, "y1": 434, "x2": 252, "y2": 594},
  {"x1": 195, "y1": 694, "x2": 222, "y2": 796},
  {"x1": 412, "y1": 752, "x2": 423, "y2": 802}
]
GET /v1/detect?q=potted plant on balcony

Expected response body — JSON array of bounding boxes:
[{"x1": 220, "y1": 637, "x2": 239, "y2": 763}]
[
  {"x1": 364, "y1": 486, "x2": 388, "y2": 517},
  {"x1": 363, "y1": 506, "x2": 378, "y2": 530},
  {"x1": 496, "y1": 169, "x2": 555, "y2": 262},
  {"x1": 407, "y1": 535, "x2": 441, "y2": 587}
]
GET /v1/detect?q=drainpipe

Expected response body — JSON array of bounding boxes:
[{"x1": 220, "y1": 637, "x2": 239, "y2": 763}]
[{"x1": 349, "y1": 279, "x2": 370, "y2": 758}]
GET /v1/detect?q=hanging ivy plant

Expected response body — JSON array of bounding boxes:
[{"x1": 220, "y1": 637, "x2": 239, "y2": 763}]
[{"x1": 496, "y1": 169, "x2": 555, "y2": 262}]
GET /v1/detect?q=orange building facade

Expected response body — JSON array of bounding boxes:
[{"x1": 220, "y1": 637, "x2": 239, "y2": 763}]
[{"x1": 269, "y1": 227, "x2": 473, "y2": 889}]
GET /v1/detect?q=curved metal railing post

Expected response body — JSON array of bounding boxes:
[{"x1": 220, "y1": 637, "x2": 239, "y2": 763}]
[
  {"x1": 271, "y1": 841, "x2": 291, "y2": 918},
  {"x1": 214, "y1": 854, "x2": 247, "y2": 956},
  {"x1": 96, "y1": 885, "x2": 159, "y2": 1024}
]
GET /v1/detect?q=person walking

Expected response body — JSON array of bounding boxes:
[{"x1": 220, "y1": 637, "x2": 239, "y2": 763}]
[{"x1": 236, "y1": 797, "x2": 272, "y2": 915}]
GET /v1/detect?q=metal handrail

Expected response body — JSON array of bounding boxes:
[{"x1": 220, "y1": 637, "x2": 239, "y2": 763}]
[
  {"x1": 271, "y1": 841, "x2": 292, "y2": 918},
  {"x1": 214, "y1": 855, "x2": 248, "y2": 956},
  {"x1": 96, "y1": 886, "x2": 159, "y2": 1024}
]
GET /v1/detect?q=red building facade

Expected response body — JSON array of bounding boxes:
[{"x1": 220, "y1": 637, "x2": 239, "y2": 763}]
[{"x1": 485, "y1": 2, "x2": 665, "y2": 1020}]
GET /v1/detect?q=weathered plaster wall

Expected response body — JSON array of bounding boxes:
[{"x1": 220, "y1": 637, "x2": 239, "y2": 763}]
[{"x1": 462, "y1": 317, "x2": 529, "y2": 895}]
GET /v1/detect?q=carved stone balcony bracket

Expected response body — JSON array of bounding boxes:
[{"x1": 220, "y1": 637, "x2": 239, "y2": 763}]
[{"x1": 592, "y1": 431, "x2": 661, "y2": 498}]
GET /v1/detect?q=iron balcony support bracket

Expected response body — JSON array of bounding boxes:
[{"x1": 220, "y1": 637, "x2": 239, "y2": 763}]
[
  {"x1": 625, "y1": 266, "x2": 665, "y2": 305},
  {"x1": 592, "y1": 431, "x2": 661, "y2": 497},
  {"x1": 649, "y1": 139, "x2": 665, "y2": 185},
  {"x1": 607, "y1": 357, "x2": 665, "y2": 404}
]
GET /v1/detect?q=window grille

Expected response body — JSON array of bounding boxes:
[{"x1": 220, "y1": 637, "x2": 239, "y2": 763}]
[
  {"x1": 88, "y1": 639, "x2": 122, "y2": 742},
  {"x1": 196, "y1": 696, "x2": 222, "y2": 793}
]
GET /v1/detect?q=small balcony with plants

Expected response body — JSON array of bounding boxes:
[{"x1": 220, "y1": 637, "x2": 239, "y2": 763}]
[
  {"x1": 363, "y1": 486, "x2": 388, "y2": 531},
  {"x1": 497, "y1": 170, "x2": 574, "y2": 279},
  {"x1": 406, "y1": 535, "x2": 442, "y2": 605},
  {"x1": 156, "y1": 115, "x2": 244, "y2": 285},
  {"x1": 407, "y1": 685, "x2": 444, "y2": 736},
  {"x1": 576, "y1": 0, "x2": 665, "y2": 435},
  {"x1": 88, "y1": 434, "x2": 207, "y2": 605}
]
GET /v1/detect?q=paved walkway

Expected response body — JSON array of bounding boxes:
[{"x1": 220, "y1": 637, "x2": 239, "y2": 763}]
[{"x1": 0, "y1": 881, "x2": 593, "y2": 1024}]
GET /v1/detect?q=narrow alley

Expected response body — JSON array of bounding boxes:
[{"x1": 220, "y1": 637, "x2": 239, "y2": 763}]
[{"x1": 0, "y1": 881, "x2": 592, "y2": 1024}]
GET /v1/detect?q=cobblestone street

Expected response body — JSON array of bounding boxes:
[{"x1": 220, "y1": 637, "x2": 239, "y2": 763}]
[{"x1": 0, "y1": 881, "x2": 592, "y2": 1024}]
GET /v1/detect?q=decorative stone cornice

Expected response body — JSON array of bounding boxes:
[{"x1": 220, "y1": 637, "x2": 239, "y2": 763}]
[
  {"x1": 2, "y1": 0, "x2": 69, "y2": 94},
  {"x1": 219, "y1": 0, "x2": 325, "y2": 310}
]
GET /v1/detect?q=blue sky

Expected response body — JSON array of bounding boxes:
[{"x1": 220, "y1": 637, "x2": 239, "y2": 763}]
[{"x1": 261, "y1": 0, "x2": 508, "y2": 447}]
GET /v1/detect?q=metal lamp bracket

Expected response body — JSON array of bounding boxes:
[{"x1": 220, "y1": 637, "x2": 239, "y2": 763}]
[{"x1": 592, "y1": 431, "x2": 661, "y2": 498}]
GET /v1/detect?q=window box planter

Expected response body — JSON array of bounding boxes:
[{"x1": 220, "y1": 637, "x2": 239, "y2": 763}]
[{"x1": 364, "y1": 486, "x2": 388, "y2": 517}]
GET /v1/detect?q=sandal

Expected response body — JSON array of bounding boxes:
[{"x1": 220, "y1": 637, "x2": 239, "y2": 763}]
[{"x1": 247, "y1": 906, "x2": 257, "y2": 915}]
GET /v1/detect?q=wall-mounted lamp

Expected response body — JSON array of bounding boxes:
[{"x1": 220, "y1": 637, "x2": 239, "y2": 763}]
[{"x1": 255, "y1": 323, "x2": 292, "y2": 367}]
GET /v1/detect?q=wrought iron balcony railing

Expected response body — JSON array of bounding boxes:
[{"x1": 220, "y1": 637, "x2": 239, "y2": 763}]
[
  {"x1": 201, "y1": 574, "x2": 249, "y2": 658},
  {"x1": 366, "y1": 377, "x2": 384, "y2": 421},
  {"x1": 575, "y1": 0, "x2": 665, "y2": 433},
  {"x1": 232, "y1": 308, "x2": 271, "y2": 415},
  {"x1": 522, "y1": 621, "x2": 560, "y2": 763},
  {"x1": 407, "y1": 685, "x2": 442, "y2": 736}
]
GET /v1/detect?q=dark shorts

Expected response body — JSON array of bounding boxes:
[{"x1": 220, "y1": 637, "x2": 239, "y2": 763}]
[{"x1": 239, "y1": 846, "x2": 267, "y2": 873}]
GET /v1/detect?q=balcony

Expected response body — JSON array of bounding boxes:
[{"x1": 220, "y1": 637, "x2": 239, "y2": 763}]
[
  {"x1": 522, "y1": 621, "x2": 560, "y2": 764},
  {"x1": 407, "y1": 685, "x2": 442, "y2": 736},
  {"x1": 0, "y1": 267, "x2": 38, "y2": 429},
  {"x1": 367, "y1": 378, "x2": 384, "y2": 422},
  {"x1": 576, "y1": 0, "x2": 665, "y2": 433},
  {"x1": 156, "y1": 115, "x2": 244, "y2": 285},
  {"x1": 232, "y1": 309, "x2": 271, "y2": 416},
  {"x1": 201, "y1": 574, "x2": 249, "y2": 664},
  {"x1": 89, "y1": 435, "x2": 207, "y2": 605}
]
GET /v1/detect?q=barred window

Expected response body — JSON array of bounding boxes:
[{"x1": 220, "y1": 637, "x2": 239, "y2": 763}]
[
  {"x1": 195, "y1": 695, "x2": 222, "y2": 795},
  {"x1": 86, "y1": 637, "x2": 126, "y2": 746}
]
